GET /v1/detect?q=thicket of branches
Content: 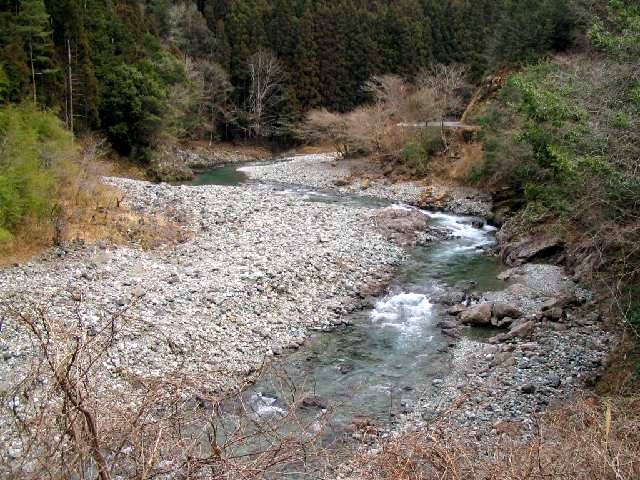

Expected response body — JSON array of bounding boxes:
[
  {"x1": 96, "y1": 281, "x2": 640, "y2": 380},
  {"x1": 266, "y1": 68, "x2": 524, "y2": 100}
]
[
  {"x1": 0, "y1": 297, "x2": 334, "y2": 479},
  {"x1": 303, "y1": 65, "x2": 468, "y2": 171}
]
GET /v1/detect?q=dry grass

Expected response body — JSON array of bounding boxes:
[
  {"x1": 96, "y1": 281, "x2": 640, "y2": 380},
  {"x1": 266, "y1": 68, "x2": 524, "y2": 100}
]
[
  {"x1": 350, "y1": 394, "x2": 640, "y2": 480},
  {"x1": 0, "y1": 137, "x2": 188, "y2": 267}
]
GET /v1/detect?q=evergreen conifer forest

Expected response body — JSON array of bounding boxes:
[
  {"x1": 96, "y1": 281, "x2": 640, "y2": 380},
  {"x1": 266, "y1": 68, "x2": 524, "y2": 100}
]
[{"x1": 1, "y1": 0, "x2": 584, "y2": 157}]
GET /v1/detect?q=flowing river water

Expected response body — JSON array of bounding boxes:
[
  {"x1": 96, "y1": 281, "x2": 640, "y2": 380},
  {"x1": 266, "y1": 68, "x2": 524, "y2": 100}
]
[{"x1": 188, "y1": 163, "x2": 504, "y2": 471}]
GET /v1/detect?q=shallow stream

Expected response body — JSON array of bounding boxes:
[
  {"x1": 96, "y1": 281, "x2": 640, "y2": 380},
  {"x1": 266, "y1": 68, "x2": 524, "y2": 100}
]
[{"x1": 189, "y1": 163, "x2": 503, "y2": 464}]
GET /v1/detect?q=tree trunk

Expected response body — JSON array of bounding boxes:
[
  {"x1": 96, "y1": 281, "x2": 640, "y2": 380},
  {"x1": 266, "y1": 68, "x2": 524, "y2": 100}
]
[
  {"x1": 67, "y1": 39, "x2": 74, "y2": 139},
  {"x1": 29, "y1": 40, "x2": 37, "y2": 105}
]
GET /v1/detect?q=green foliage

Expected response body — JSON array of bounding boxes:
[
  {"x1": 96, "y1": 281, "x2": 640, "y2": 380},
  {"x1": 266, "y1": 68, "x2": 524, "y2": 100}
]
[
  {"x1": 100, "y1": 62, "x2": 175, "y2": 161},
  {"x1": 489, "y1": 0, "x2": 582, "y2": 65},
  {"x1": 472, "y1": 2, "x2": 640, "y2": 339},
  {"x1": 590, "y1": 0, "x2": 640, "y2": 59},
  {"x1": 0, "y1": 64, "x2": 9, "y2": 102},
  {"x1": 0, "y1": 0, "x2": 595, "y2": 150},
  {"x1": 400, "y1": 129, "x2": 444, "y2": 174},
  {"x1": 0, "y1": 104, "x2": 72, "y2": 241},
  {"x1": 612, "y1": 111, "x2": 632, "y2": 129}
]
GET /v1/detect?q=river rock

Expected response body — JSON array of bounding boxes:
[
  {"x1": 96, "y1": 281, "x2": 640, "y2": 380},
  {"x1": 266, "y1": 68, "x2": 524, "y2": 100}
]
[
  {"x1": 301, "y1": 396, "x2": 328, "y2": 410},
  {"x1": 437, "y1": 291, "x2": 466, "y2": 306},
  {"x1": 439, "y1": 320, "x2": 459, "y2": 330},
  {"x1": 508, "y1": 319, "x2": 535, "y2": 338},
  {"x1": 447, "y1": 305, "x2": 467, "y2": 316},
  {"x1": 521, "y1": 384, "x2": 536, "y2": 394},
  {"x1": 543, "y1": 307, "x2": 564, "y2": 321},
  {"x1": 500, "y1": 235, "x2": 564, "y2": 266},
  {"x1": 492, "y1": 303, "x2": 523, "y2": 320},
  {"x1": 541, "y1": 294, "x2": 577, "y2": 311},
  {"x1": 374, "y1": 207, "x2": 430, "y2": 247},
  {"x1": 460, "y1": 303, "x2": 492, "y2": 326}
]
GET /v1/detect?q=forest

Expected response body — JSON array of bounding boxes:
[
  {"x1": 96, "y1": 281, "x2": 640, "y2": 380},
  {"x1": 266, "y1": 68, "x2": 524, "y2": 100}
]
[{"x1": 1, "y1": 0, "x2": 585, "y2": 161}]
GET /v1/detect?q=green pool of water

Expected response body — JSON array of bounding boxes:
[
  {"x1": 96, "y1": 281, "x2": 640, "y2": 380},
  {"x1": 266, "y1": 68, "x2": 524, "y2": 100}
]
[{"x1": 190, "y1": 164, "x2": 250, "y2": 186}]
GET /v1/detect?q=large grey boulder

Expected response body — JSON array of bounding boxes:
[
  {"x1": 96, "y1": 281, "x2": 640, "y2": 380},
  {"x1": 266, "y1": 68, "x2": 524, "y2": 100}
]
[{"x1": 492, "y1": 302, "x2": 524, "y2": 320}]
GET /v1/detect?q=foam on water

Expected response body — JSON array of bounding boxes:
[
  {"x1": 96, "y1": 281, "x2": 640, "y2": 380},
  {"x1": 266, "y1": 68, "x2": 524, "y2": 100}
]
[
  {"x1": 371, "y1": 292, "x2": 433, "y2": 334},
  {"x1": 249, "y1": 393, "x2": 287, "y2": 418},
  {"x1": 390, "y1": 203, "x2": 416, "y2": 212},
  {"x1": 422, "y1": 210, "x2": 497, "y2": 250}
]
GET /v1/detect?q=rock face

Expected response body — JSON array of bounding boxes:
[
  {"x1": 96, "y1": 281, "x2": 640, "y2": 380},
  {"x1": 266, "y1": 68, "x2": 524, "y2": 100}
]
[
  {"x1": 374, "y1": 207, "x2": 431, "y2": 246},
  {"x1": 499, "y1": 235, "x2": 565, "y2": 266}
]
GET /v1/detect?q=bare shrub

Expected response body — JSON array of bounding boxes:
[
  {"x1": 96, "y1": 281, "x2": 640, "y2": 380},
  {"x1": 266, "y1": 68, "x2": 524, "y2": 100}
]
[
  {"x1": 349, "y1": 396, "x2": 640, "y2": 480},
  {"x1": 418, "y1": 64, "x2": 469, "y2": 150},
  {"x1": 304, "y1": 74, "x2": 440, "y2": 161},
  {"x1": 0, "y1": 298, "x2": 330, "y2": 479},
  {"x1": 303, "y1": 109, "x2": 352, "y2": 156}
]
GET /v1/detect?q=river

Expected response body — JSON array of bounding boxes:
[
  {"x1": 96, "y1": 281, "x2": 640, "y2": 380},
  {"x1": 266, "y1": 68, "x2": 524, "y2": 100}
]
[{"x1": 186, "y1": 163, "x2": 503, "y2": 469}]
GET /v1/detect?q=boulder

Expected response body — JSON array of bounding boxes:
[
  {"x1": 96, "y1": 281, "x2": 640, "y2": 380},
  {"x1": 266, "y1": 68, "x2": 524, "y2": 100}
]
[
  {"x1": 508, "y1": 319, "x2": 534, "y2": 338},
  {"x1": 374, "y1": 207, "x2": 430, "y2": 247},
  {"x1": 491, "y1": 351, "x2": 516, "y2": 368},
  {"x1": 436, "y1": 290, "x2": 466, "y2": 306},
  {"x1": 541, "y1": 294, "x2": 577, "y2": 311},
  {"x1": 438, "y1": 320, "x2": 459, "y2": 330},
  {"x1": 497, "y1": 271, "x2": 511, "y2": 281},
  {"x1": 489, "y1": 333, "x2": 511, "y2": 344},
  {"x1": 460, "y1": 303, "x2": 492, "y2": 326},
  {"x1": 446, "y1": 304, "x2": 467, "y2": 316},
  {"x1": 492, "y1": 302, "x2": 523, "y2": 320},
  {"x1": 543, "y1": 307, "x2": 564, "y2": 321},
  {"x1": 521, "y1": 384, "x2": 536, "y2": 394},
  {"x1": 500, "y1": 235, "x2": 564, "y2": 266},
  {"x1": 491, "y1": 316, "x2": 514, "y2": 328},
  {"x1": 301, "y1": 396, "x2": 328, "y2": 410}
]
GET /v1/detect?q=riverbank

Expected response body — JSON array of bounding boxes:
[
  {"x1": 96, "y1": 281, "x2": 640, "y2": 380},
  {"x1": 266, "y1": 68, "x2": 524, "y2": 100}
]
[
  {"x1": 0, "y1": 178, "x2": 408, "y2": 393},
  {"x1": 406, "y1": 263, "x2": 612, "y2": 440},
  {"x1": 0, "y1": 154, "x2": 619, "y2": 477},
  {"x1": 240, "y1": 154, "x2": 492, "y2": 216}
]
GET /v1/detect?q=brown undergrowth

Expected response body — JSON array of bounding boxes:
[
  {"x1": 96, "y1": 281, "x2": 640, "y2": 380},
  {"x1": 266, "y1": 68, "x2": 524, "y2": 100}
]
[
  {"x1": 351, "y1": 393, "x2": 640, "y2": 480},
  {"x1": 0, "y1": 138, "x2": 187, "y2": 267}
]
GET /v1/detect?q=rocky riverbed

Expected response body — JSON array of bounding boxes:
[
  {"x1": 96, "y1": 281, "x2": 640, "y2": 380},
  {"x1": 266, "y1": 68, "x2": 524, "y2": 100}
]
[
  {"x1": 0, "y1": 177, "x2": 412, "y2": 398},
  {"x1": 241, "y1": 153, "x2": 493, "y2": 217},
  {"x1": 404, "y1": 262, "x2": 613, "y2": 441},
  {"x1": 0, "y1": 154, "x2": 616, "y2": 475},
  {"x1": 241, "y1": 154, "x2": 428, "y2": 204}
]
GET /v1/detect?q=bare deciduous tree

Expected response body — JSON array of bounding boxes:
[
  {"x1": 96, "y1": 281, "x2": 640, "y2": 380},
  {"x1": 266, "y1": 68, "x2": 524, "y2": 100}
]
[
  {"x1": 304, "y1": 74, "x2": 439, "y2": 160},
  {"x1": 196, "y1": 60, "x2": 234, "y2": 144},
  {"x1": 246, "y1": 50, "x2": 285, "y2": 139},
  {"x1": 418, "y1": 64, "x2": 468, "y2": 150}
]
